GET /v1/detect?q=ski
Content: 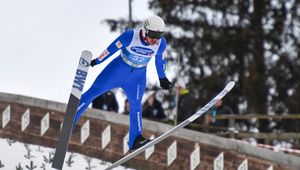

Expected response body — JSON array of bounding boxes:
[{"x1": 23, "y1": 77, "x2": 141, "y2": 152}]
[
  {"x1": 52, "y1": 50, "x2": 92, "y2": 170},
  {"x1": 105, "y1": 81, "x2": 235, "y2": 170}
]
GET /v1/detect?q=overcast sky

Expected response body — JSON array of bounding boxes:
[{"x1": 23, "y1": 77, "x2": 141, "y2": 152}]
[{"x1": 0, "y1": 0, "x2": 156, "y2": 106}]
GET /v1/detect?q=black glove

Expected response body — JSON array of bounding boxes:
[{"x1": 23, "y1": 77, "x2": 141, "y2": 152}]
[
  {"x1": 159, "y1": 77, "x2": 172, "y2": 90},
  {"x1": 90, "y1": 59, "x2": 97, "y2": 67}
]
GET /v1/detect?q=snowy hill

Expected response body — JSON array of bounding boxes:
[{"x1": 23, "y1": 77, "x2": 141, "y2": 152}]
[{"x1": 0, "y1": 137, "x2": 134, "y2": 170}]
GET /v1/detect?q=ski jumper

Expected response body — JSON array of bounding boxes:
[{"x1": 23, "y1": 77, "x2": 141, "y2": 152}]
[{"x1": 74, "y1": 29, "x2": 167, "y2": 149}]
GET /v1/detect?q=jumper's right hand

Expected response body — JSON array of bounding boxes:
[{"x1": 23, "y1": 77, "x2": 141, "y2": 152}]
[{"x1": 90, "y1": 59, "x2": 97, "y2": 67}]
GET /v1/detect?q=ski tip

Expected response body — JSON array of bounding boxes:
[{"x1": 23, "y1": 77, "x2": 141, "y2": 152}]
[
  {"x1": 81, "y1": 50, "x2": 93, "y2": 57},
  {"x1": 226, "y1": 81, "x2": 235, "y2": 90}
]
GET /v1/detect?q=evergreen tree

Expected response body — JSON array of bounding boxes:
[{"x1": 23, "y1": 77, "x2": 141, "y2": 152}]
[
  {"x1": 24, "y1": 144, "x2": 35, "y2": 160},
  {"x1": 25, "y1": 161, "x2": 37, "y2": 170},
  {"x1": 40, "y1": 163, "x2": 46, "y2": 170},
  {"x1": 16, "y1": 163, "x2": 23, "y2": 170},
  {"x1": 147, "y1": 0, "x2": 300, "y2": 131},
  {"x1": 104, "y1": 0, "x2": 300, "y2": 131},
  {"x1": 7, "y1": 138, "x2": 16, "y2": 146},
  {"x1": 65, "y1": 153, "x2": 76, "y2": 167},
  {"x1": 0, "y1": 160, "x2": 4, "y2": 168},
  {"x1": 84, "y1": 156, "x2": 96, "y2": 170}
]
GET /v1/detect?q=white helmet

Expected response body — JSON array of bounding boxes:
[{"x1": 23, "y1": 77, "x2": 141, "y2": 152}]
[{"x1": 142, "y1": 15, "x2": 165, "y2": 39}]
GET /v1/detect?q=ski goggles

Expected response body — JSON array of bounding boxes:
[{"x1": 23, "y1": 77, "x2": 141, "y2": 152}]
[{"x1": 145, "y1": 29, "x2": 164, "y2": 39}]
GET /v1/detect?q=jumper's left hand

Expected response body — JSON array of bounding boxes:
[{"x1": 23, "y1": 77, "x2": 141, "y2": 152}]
[
  {"x1": 90, "y1": 59, "x2": 98, "y2": 67},
  {"x1": 159, "y1": 77, "x2": 172, "y2": 90}
]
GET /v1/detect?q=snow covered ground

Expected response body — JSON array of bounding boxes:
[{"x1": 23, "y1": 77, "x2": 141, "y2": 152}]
[{"x1": 0, "y1": 137, "x2": 135, "y2": 170}]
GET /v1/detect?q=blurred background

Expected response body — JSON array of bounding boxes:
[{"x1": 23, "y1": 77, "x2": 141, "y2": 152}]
[{"x1": 101, "y1": 0, "x2": 300, "y2": 149}]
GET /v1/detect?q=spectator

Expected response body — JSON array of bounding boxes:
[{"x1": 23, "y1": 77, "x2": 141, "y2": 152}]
[
  {"x1": 92, "y1": 90, "x2": 119, "y2": 112},
  {"x1": 143, "y1": 92, "x2": 166, "y2": 120},
  {"x1": 204, "y1": 99, "x2": 234, "y2": 127},
  {"x1": 177, "y1": 81, "x2": 193, "y2": 123},
  {"x1": 122, "y1": 99, "x2": 130, "y2": 115}
]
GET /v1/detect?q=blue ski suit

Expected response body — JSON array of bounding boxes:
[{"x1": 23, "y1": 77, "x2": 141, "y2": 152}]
[{"x1": 74, "y1": 29, "x2": 167, "y2": 149}]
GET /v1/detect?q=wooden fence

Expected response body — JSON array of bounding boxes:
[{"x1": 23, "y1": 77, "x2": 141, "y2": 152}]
[
  {"x1": 189, "y1": 114, "x2": 300, "y2": 150},
  {"x1": 0, "y1": 92, "x2": 300, "y2": 169}
]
